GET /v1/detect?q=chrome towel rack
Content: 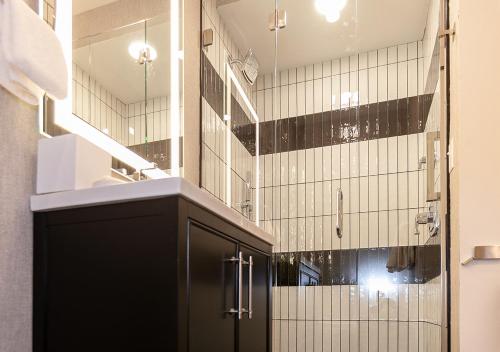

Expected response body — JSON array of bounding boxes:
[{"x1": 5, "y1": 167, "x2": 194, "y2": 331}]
[{"x1": 461, "y1": 245, "x2": 500, "y2": 265}]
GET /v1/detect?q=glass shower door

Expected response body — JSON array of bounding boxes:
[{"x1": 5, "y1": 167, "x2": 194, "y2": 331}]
[
  {"x1": 199, "y1": 0, "x2": 449, "y2": 350},
  {"x1": 269, "y1": 0, "x2": 449, "y2": 351}
]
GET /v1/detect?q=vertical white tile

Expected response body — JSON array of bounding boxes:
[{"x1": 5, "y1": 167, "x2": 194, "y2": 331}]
[
  {"x1": 323, "y1": 77, "x2": 332, "y2": 112},
  {"x1": 297, "y1": 82, "x2": 306, "y2": 116},
  {"x1": 306, "y1": 64, "x2": 314, "y2": 81},
  {"x1": 408, "y1": 133, "x2": 419, "y2": 171},
  {"x1": 368, "y1": 67, "x2": 378, "y2": 104},
  {"x1": 398, "y1": 43, "x2": 408, "y2": 62},
  {"x1": 388, "y1": 64, "x2": 398, "y2": 101},
  {"x1": 398, "y1": 61, "x2": 408, "y2": 98},
  {"x1": 306, "y1": 216, "x2": 315, "y2": 251},
  {"x1": 298, "y1": 149, "x2": 306, "y2": 183},
  {"x1": 359, "y1": 141, "x2": 369, "y2": 177},
  {"x1": 368, "y1": 50, "x2": 378, "y2": 68},
  {"x1": 332, "y1": 58, "x2": 341, "y2": 75},
  {"x1": 359, "y1": 52, "x2": 368, "y2": 70},
  {"x1": 289, "y1": 83, "x2": 297, "y2": 118},
  {"x1": 315, "y1": 148, "x2": 323, "y2": 182},
  {"x1": 398, "y1": 173, "x2": 408, "y2": 209},
  {"x1": 369, "y1": 175, "x2": 379, "y2": 212},
  {"x1": 377, "y1": 138, "x2": 387, "y2": 175},
  {"x1": 359, "y1": 69, "x2": 368, "y2": 106},
  {"x1": 378, "y1": 65, "x2": 388, "y2": 102},
  {"x1": 306, "y1": 80, "x2": 314, "y2": 115},
  {"x1": 408, "y1": 59, "x2": 418, "y2": 97},
  {"x1": 358, "y1": 177, "x2": 368, "y2": 213},
  {"x1": 340, "y1": 144, "x2": 350, "y2": 179},
  {"x1": 350, "y1": 142, "x2": 359, "y2": 178},
  {"x1": 388, "y1": 46, "x2": 398, "y2": 64},
  {"x1": 341, "y1": 56, "x2": 350, "y2": 74},
  {"x1": 323, "y1": 60, "x2": 332, "y2": 77},
  {"x1": 408, "y1": 171, "x2": 419, "y2": 208},
  {"x1": 332, "y1": 75, "x2": 341, "y2": 110},
  {"x1": 398, "y1": 209, "x2": 409, "y2": 246},
  {"x1": 387, "y1": 137, "x2": 398, "y2": 174},
  {"x1": 306, "y1": 149, "x2": 315, "y2": 183},
  {"x1": 314, "y1": 79, "x2": 323, "y2": 113},
  {"x1": 398, "y1": 135, "x2": 408, "y2": 172},
  {"x1": 388, "y1": 210, "x2": 398, "y2": 246}
]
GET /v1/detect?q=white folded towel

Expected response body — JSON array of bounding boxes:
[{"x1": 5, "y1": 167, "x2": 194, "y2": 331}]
[
  {"x1": 0, "y1": 0, "x2": 68, "y2": 104},
  {"x1": 0, "y1": 36, "x2": 42, "y2": 105}
]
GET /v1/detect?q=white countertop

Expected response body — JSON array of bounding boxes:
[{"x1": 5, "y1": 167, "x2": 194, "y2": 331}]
[{"x1": 31, "y1": 177, "x2": 274, "y2": 245}]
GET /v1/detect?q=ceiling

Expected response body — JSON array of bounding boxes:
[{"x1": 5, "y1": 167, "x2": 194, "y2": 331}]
[
  {"x1": 72, "y1": 1, "x2": 170, "y2": 103},
  {"x1": 218, "y1": 0, "x2": 431, "y2": 74},
  {"x1": 73, "y1": 0, "x2": 119, "y2": 15}
]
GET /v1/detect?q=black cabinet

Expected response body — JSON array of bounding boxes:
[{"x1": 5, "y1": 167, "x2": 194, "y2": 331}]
[{"x1": 34, "y1": 196, "x2": 272, "y2": 352}]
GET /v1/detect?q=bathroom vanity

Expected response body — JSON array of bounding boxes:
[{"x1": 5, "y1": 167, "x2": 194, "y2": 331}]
[{"x1": 32, "y1": 178, "x2": 273, "y2": 352}]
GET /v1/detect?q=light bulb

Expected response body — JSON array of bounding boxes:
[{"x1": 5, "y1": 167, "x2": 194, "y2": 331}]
[
  {"x1": 315, "y1": 0, "x2": 347, "y2": 23},
  {"x1": 326, "y1": 11, "x2": 340, "y2": 23},
  {"x1": 128, "y1": 42, "x2": 158, "y2": 63}
]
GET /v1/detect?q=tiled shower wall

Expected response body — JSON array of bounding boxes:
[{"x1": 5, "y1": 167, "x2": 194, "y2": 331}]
[
  {"x1": 201, "y1": 1, "x2": 444, "y2": 350},
  {"x1": 72, "y1": 62, "x2": 184, "y2": 170},
  {"x1": 201, "y1": 0, "x2": 257, "y2": 218},
  {"x1": 72, "y1": 63, "x2": 128, "y2": 145},
  {"x1": 250, "y1": 40, "x2": 442, "y2": 351}
]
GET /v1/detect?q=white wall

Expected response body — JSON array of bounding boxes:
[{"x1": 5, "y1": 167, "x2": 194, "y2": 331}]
[{"x1": 449, "y1": 0, "x2": 500, "y2": 351}]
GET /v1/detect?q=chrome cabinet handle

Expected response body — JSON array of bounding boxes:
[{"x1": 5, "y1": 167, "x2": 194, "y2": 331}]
[
  {"x1": 336, "y1": 188, "x2": 343, "y2": 238},
  {"x1": 426, "y1": 131, "x2": 441, "y2": 202},
  {"x1": 224, "y1": 252, "x2": 245, "y2": 318},
  {"x1": 247, "y1": 256, "x2": 253, "y2": 319},
  {"x1": 237, "y1": 251, "x2": 245, "y2": 320},
  {"x1": 224, "y1": 252, "x2": 252, "y2": 320}
]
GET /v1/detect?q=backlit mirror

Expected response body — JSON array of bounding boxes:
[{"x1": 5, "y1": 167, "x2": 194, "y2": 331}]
[{"x1": 41, "y1": 0, "x2": 183, "y2": 179}]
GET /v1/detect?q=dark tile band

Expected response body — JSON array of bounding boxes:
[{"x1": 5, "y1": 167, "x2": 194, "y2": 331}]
[
  {"x1": 202, "y1": 52, "x2": 436, "y2": 157},
  {"x1": 272, "y1": 244, "x2": 441, "y2": 287}
]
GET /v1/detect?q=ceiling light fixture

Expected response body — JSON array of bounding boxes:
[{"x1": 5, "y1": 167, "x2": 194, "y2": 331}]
[
  {"x1": 315, "y1": 0, "x2": 347, "y2": 23},
  {"x1": 128, "y1": 42, "x2": 158, "y2": 64}
]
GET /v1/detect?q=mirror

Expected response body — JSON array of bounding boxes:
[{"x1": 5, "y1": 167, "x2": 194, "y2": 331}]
[{"x1": 42, "y1": 0, "x2": 183, "y2": 179}]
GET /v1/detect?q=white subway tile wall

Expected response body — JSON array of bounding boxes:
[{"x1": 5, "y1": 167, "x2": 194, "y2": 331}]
[
  {"x1": 72, "y1": 63, "x2": 179, "y2": 148},
  {"x1": 72, "y1": 63, "x2": 128, "y2": 144},
  {"x1": 253, "y1": 42, "x2": 441, "y2": 352},
  {"x1": 200, "y1": 0, "x2": 443, "y2": 350}
]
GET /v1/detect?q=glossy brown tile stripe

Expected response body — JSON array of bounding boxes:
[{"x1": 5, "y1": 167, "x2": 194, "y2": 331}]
[
  {"x1": 272, "y1": 244, "x2": 441, "y2": 287},
  {"x1": 202, "y1": 52, "x2": 435, "y2": 157},
  {"x1": 112, "y1": 137, "x2": 184, "y2": 173}
]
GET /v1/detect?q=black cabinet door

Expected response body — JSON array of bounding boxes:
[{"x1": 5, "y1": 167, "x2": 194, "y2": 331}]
[
  {"x1": 238, "y1": 245, "x2": 271, "y2": 352},
  {"x1": 188, "y1": 222, "x2": 238, "y2": 352},
  {"x1": 37, "y1": 216, "x2": 174, "y2": 352}
]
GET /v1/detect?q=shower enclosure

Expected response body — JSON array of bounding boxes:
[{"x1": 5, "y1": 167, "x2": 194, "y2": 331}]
[{"x1": 201, "y1": 0, "x2": 450, "y2": 350}]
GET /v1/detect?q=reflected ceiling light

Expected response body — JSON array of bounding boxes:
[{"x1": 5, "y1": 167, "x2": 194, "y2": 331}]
[
  {"x1": 315, "y1": 0, "x2": 347, "y2": 23},
  {"x1": 128, "y1": 42, "x2": 158, "y2": 64}
]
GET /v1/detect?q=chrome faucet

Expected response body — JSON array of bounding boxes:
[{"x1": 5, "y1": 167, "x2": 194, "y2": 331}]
[
  {"x1": 414, "y1": 205, "x2": 440, "y2": 237},
  {"x1": 237, "y1": 172, "x2": 253, "y2": 218}
]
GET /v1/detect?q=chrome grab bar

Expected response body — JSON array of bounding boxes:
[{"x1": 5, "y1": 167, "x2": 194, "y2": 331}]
[
  {"x1": 426, "y1": 131, "x2": 441, "y2": 202},
  {"x1": 462, "y1": 246, "x2": 500, "y2": 265},
  {"x1": 336, "y1": 188, "x2": 343, "y2": 238}
]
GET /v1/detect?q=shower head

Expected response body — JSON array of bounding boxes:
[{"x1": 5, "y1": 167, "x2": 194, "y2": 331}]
[{"x1": 229, "y1": 49, "x2": 259, "y2": 85}]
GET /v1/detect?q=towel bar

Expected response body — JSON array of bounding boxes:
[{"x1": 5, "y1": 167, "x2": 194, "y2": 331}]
[{"x1": 461, "y1": 245, "x2": 500, "y2": 265}]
